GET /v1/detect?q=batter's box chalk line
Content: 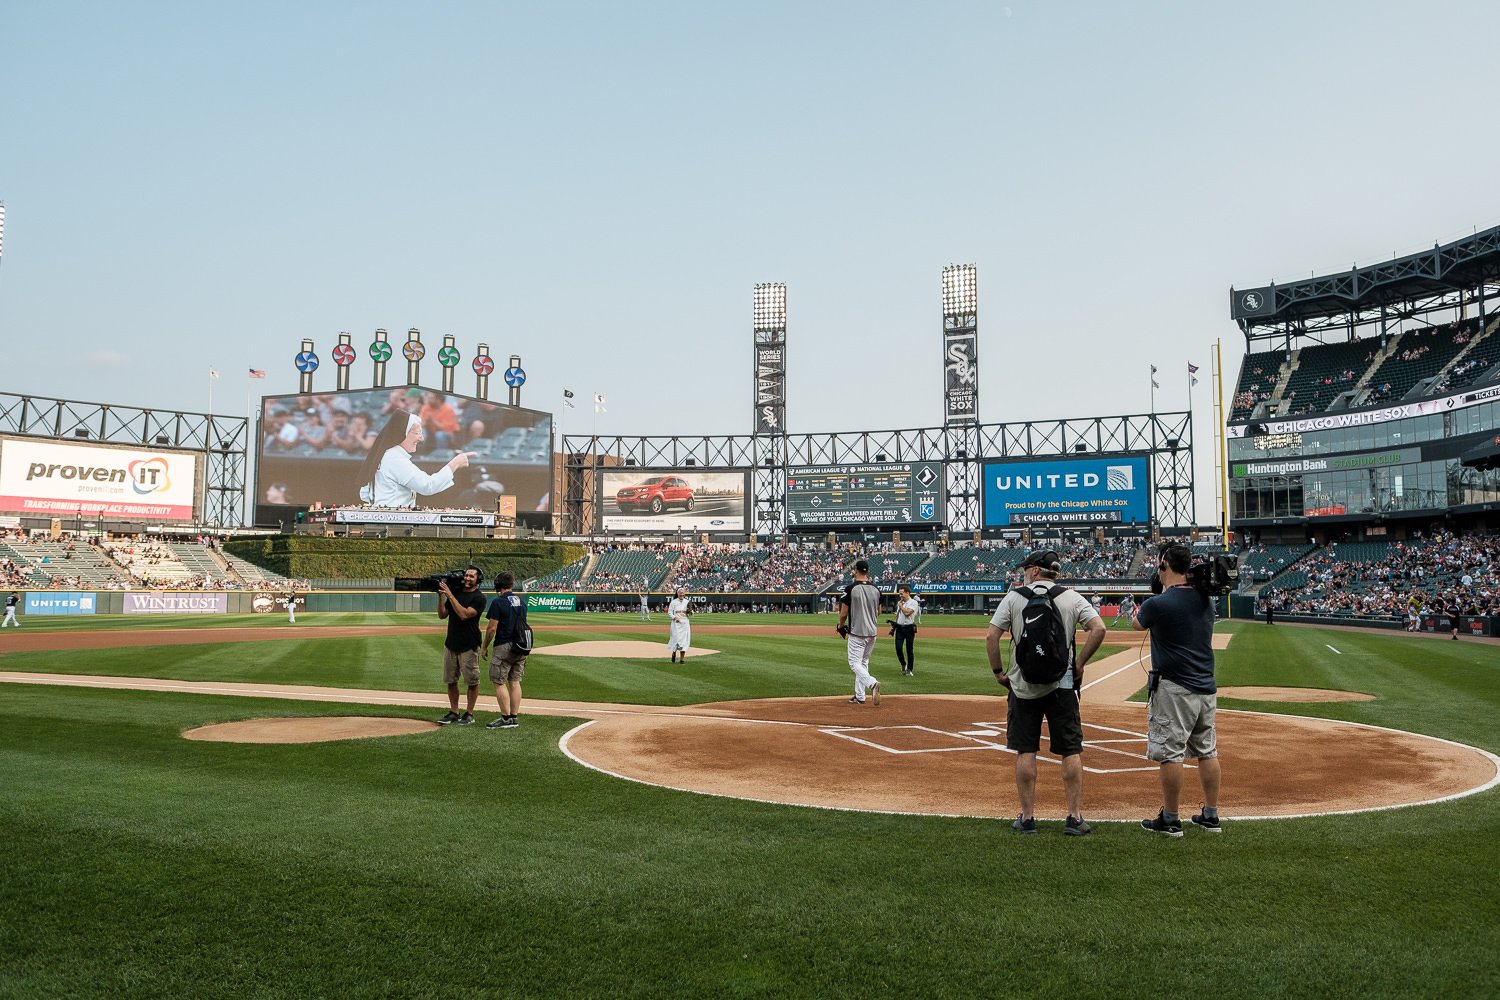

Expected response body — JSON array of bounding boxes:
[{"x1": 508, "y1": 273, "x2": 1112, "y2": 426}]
[{"x1": 819, "y1": 720, "x2": 1192, "y2": 774}]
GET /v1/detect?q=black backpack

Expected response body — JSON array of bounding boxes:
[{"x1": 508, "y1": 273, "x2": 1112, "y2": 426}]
[
  {"x1": 503, "y1": 595, "x2": 534, "y2": 654},
  {"x1": 1014, "y1": 584, "x2": 1071, "y2": 685}
]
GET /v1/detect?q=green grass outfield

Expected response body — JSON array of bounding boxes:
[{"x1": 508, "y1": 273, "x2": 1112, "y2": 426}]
[{"x1": 2, "y1": 616, "x2": 1497, "y2": 998}]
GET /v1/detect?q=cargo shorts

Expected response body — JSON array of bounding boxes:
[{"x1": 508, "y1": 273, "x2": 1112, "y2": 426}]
[
  {"x1": 1147, "y1": 677, "x2": 1217, "y2": 763},
  {"x1": 488, "y1": 643, "x2": 528, "y2": 685},
  {"x1": 443, "y1": 647, "x2": 480, "y2": 688}
]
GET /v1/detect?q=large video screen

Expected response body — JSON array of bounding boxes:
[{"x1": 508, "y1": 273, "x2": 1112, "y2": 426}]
[
  {"x1": 255, "y1": 387, "x2": 553, "y2": 516},
  {"x1": 785, "y1": 462, "x2": 944, "y2": 528},
  {"x1": 982, "y1": 455, "x2": 1151, "y2": 526},
  {"x1": 599, "y1": 469, "x2": 747, "y2": 532},
  {"x1": 0, "y1": 436, "x2": 201, "y2": 521}
]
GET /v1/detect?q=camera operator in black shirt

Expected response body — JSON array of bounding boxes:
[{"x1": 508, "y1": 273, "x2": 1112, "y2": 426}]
[
  {"x1": 1132, "y1": 543, "x2": 1222, "y2": 836},
  {"x1": 436, "y1": 565, "x2": 487, "y2": 726}
]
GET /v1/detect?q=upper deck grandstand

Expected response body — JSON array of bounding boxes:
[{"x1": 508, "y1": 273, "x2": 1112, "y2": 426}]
[{"x1": 1227, "y1": 222, "x2": 1500, "y2": 538}]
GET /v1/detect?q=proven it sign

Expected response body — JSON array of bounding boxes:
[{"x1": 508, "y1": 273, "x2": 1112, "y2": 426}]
[{"x1": 0, "y1": 437, "x2": 199, "y2": 520}]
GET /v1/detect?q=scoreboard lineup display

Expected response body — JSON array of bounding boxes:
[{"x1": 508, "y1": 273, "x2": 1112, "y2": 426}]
[{"x1": 784, "y1": 462, "x2": 944, "y2": 527}]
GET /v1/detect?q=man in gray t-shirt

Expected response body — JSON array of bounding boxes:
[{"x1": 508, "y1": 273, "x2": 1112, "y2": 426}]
[
  {"x1": 838, "y1": 559, "x2": 882, "y2": 705},
  {"x1": 986, "y1": 550, "x2": 1106, "y2": 836}
]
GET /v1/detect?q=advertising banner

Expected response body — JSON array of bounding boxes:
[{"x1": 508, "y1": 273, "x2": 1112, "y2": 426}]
[
  {"x1": 123, "y1": 592, "x2": 228, "y2": 615},
  {"x1": 983, "y1": 455, "x2": 1151, "y2": 526},
  {"x1": 600, "y1": 470, "x2": 746, "y2": 532},
  {"x1": 24, "y1": 592, "x2": 97, "y2": 616},
  {"x1": 526, "y1": 593, "x2": 576, "y2": 612},
  {"x1": 0, "y1": 437, "x2": 200, "y2": 520},
  {"x1": 330, "y1": 509, "x2": 496, "y2": 526},
  {"x1": 754, "y1": 344, "x2": 786, "y2": 435},
  {"x1": 251, "y1": 593, "x2": 303, "y2": 613},
  {"x1": 1230, "y1": 447, "x2": 1423, "y2": 479},
  {"x1": 785, "y1": 462, "x2": 945, "y2": 527},
  {"x1": 1228, "y1": 383, "x2": 1500, "y2": 437},
  {"x1": 255, "y1": 387, "x2": 553, "y2": 516}
]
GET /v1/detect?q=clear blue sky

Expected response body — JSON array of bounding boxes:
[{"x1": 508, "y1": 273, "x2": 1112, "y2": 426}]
[{"x1": 3, "y1": 1, "x2": 1498, "y2": 520}]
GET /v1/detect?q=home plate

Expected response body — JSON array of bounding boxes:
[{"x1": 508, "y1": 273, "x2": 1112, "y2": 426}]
[{"x1": 536, "y1": 640, "x2": 719, "y2": 658}]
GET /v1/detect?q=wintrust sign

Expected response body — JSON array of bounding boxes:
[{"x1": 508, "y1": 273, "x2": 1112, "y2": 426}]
[
  {"x1": 0, "y1": 438, "x2": 199, "y2": 520},
  {"x1": 124, "y1": 593, "x2": 227, "y2": 615}
]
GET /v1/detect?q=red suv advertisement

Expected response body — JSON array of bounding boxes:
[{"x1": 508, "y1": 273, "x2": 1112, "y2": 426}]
[{"x1": 614, "y1": 476, "x2": 695, "y2": 515}]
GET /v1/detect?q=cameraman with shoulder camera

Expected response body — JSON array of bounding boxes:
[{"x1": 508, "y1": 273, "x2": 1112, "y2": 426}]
[
  {"x1": 436, "y1": 565, "x2": 487, "y2": 726},
  {"x1": 1133, "y1": 543, "x2": 1222, "y2": 836}
]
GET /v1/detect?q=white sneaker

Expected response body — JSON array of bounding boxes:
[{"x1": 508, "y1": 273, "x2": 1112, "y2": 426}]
[{"x1": 869, "y1": 681, "x2": 880, "y2": 706}]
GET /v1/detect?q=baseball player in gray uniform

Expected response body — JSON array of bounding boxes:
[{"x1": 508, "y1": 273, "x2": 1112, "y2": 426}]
[{"x1": 838, "y1": 560, "x2": 881, "y2": 705}]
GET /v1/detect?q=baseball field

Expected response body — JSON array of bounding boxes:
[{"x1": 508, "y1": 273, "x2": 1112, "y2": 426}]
[{"x1": 2, "y1": 612, "x2": 1497, "y2": 998}]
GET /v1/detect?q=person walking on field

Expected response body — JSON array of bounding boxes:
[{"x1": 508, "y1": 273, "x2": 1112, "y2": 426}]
[
  {"x1": 893, "y1": 583, "x2": 921, "y2": 676},
  {"x1": 481, "y1": 572, "x2": 528, "y2": 730},
  {"x1": 285, "y1": 591, "x2": 297, "y2": 624},
  {"x1": 667, "y1": 587, "x2": 692, "y2": 663},
  {"x1": 2, "y1": 592, "x2": 19, "y2": 628},
  {"x1": 838, "y1": 560, "x2": 882, "y2": 705},
  {"x1": 638, "y1": 591, "x2": 651, "y2": 622}
]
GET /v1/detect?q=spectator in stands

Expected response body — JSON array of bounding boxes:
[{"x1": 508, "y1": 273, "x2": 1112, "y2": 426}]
[
  {"x1": 346, "y1": 412, "x2": 376, "y2": 453},
  {"x1": 420, "y1": 391, "x2": 460, "y2": 453},
  {"x1": 300, "y1": 409, "x2": 329, "y2": 451}
]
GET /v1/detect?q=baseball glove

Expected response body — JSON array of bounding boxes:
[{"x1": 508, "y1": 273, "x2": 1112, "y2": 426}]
[{"x1": 835, "y1": 623, "x2": 850, "y2": 638}]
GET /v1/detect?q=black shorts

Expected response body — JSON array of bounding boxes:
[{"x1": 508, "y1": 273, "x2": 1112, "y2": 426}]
[{"x1": 1006, "y1": 687, "x2": 1084, "y2": 756}]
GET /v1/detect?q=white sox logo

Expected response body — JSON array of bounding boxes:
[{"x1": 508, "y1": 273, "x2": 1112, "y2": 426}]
[
  {"x1": 760, "y1": 406, "x2": 779, "y2": 431},
  {"x1": 946, "y1": 340, "x2": 976, "y2": 385},
  {"x1": 1242, "y1": 291, "x2": 1264, "y2": 310}
]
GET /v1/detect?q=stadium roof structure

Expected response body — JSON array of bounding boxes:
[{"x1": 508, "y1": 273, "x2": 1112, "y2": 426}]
[{"x1": 1230, "y1": 222, "x2": 1500, "y2": 348}]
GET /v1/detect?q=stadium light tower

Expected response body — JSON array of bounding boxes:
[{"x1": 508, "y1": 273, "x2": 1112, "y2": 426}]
[
  {"x1": 752, "y1": 282, "x2": 788, "y2": 539},
  {"x1": 941, "y1": 264, "x2": 980, "y2": 532}
]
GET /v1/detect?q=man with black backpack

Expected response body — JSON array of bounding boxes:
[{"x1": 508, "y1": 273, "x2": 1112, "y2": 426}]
[
  {"x1": 985, "y1": 550, "x2": 1106, "y2": 836},
  {"x1": 480, "y1": 571, "x2": 531, "y2": 730}
]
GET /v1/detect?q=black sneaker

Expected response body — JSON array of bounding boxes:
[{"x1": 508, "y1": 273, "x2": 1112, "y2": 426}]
[
  {"x1": 1190, "y1": 810, "x2": 1222, "y2": 833},
  {"x1": 485, "y1": 717, "x2": 507, "y2": 730},
  {"x1": 437, "y1": 711, "x2": 461, "y2": 725},
  {"x1": 456, "y1": 712, "x2": 474, "y2": 726},
  {"x1": 501, "y1": 716, "x2": 519, "y2": 729},
  {"x1": 847, "y1": 696, "x2": 865, "y2": 704},
  {"x1": 1141, "y1": 811, "x2": 1183, "y2": 837},
  {"x1": 1064, "y1": 815, "x2": 1092, "y2": 837},
  {"x1": 1012, "y1": 815, "x2": 1038, "y2": 835}
]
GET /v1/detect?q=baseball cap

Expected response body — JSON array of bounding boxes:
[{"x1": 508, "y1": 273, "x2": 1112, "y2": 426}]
[{"x1": 1020, "y1": 550, "x2": 1061, "y2": 572}]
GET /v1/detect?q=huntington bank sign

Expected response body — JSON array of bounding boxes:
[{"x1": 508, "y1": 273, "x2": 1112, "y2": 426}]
[{"x1": 982, "y1": 455, "x2": 1151, "y2": 527}]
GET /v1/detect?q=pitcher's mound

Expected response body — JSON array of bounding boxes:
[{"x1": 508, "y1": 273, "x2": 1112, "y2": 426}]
[
  {"x1": 184, "y1": 716, "x2": 440, "y2": 744},
  {"x1": 1219, "y1": 686, "x2": 1375, "y2": 703},
  {"x1": 538, "y1": 640, "x2": 718, "y2": 658}
]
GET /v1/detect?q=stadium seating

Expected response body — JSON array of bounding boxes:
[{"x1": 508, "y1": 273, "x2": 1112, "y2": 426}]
[
  {"x1": 1362, "y1": 319, "x2": 1481, "y2": 404},
  {"x1": 1230, "y1": 349, "x2": 1292, "y2": 421},
  {"x1": 530, "y1": 556, "x2": 589, "y2": 591},
  {"x1": 1280, "y1": 339, "x2": 1380, "y2": 416},
  {"x1": 909, "y1": 545, "x2": 1025, "y2": 584},
  {"x1": 1239, "y1": 543, "x2": 1316, "y2": 582},
  {"x1": 587, "y1": 549, "x2": 676, "y2": 591}
]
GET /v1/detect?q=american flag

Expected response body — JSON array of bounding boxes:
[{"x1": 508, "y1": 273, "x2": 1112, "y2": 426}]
[{"x1": 248, "y1": 368, "x2": 266, "y2": 379}]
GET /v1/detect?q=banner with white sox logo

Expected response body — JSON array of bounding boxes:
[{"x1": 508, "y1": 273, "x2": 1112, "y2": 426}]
[
  {"x1": 943, "y1": 319, "x2": 978, "y2": 424},
  {"x1": 754, "y1": 345, "x2": 785, "y2": 435}
]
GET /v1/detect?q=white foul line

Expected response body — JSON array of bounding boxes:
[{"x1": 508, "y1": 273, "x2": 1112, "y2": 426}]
[{"x1": 1326, "y1": 644, "x2": 1342, "y2": 654}]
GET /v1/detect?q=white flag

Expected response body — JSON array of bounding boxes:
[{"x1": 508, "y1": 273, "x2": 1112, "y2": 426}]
[
  {"x1": 1151, "y1": 379, "x2": 1160, "y2": 389},
  {"x1": 209, "y1": 368, "x2": 220, "y2": 380},
  {"x1": 594, "y1": 393, "x2": 606, "y2": 414}
]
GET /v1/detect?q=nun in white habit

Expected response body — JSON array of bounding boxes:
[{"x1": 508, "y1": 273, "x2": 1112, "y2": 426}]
[{"x1": 358, "y1": 411, "x2": 476, "y2": 507}]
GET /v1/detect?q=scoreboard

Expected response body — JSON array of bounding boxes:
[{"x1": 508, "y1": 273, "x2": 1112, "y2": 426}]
[{"x1": 784, "y1": 462, "x2": 945, "y2": 528}]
